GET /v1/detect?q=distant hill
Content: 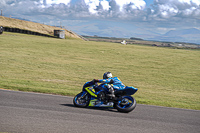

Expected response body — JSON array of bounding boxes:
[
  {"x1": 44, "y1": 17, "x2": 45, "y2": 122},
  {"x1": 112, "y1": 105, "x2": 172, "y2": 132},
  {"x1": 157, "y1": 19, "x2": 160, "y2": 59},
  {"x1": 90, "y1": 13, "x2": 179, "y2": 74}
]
[
  {"x1": 164, "y1": 28, "x2": 200, "y2": 36},
  {"x1": 149, "y1": 28, "x2": 200, "y2": 44},
  {"x1": 0, "y1": 16, "x2": 81, "y2": 39}
]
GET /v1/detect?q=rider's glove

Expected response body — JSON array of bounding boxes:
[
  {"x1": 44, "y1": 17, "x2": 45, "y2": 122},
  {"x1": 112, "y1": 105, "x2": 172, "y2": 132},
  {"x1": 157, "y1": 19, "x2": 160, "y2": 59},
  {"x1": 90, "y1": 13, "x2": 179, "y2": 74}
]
[
  {"x1": 109, "y1": 79, "x2": 114, "y2": 84},
  {"x1": 92, "y1": 79, "x2": 99, "y2": 83}
]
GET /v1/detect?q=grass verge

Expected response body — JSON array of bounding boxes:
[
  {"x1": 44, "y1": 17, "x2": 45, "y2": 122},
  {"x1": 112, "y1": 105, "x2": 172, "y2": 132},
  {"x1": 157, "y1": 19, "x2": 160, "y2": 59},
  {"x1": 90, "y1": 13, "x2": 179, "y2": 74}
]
[{"x1": 0, "y1": 32, "x2": 199, "y2": 110}]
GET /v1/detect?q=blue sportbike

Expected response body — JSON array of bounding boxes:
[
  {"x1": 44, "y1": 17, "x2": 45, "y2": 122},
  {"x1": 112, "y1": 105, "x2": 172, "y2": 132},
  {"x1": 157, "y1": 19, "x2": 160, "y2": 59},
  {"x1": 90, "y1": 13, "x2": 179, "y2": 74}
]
[{"x1": 73, "y1": 81, "x2": 138, "y2": 113}]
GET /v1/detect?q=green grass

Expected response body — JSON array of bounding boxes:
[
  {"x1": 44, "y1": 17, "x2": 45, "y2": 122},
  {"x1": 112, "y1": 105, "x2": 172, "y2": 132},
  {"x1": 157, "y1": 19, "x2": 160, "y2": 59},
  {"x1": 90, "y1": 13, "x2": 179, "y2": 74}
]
[{"x1": 0, "y1": 32, "x2": 200, "y2": 110}]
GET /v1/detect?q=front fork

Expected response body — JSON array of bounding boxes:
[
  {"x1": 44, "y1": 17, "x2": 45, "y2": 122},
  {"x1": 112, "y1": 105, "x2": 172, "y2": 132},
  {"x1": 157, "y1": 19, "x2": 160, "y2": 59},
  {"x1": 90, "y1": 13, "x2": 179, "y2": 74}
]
[{"x1": 79, "y1": 91, "x2": 90, "y2": 101}]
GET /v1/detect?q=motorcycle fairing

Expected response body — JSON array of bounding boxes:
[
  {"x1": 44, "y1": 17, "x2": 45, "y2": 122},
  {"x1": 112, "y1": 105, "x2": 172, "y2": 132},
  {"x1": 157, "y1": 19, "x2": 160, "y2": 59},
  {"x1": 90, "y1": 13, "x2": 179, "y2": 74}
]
[
  {"x1": 115, "y1": 86, "x2": 138, "y2": 96},
  {"x1": 89, "y1": 98, "x2": 113, "y2": 107},
  {"x1": 83, "y1": 86, "x2": 113, "y2": 107},
  {"x1": 85, "y1": 87, "x2": 97, "y2": 97},
  {"x1": 124, "y1": 86, "x2": 138, "y2": 95}
]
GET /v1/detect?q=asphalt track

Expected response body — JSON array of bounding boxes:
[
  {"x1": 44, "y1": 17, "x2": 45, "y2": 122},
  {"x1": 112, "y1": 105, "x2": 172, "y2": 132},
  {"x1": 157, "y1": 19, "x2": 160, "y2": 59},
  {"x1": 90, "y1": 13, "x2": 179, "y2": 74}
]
[{"x1": 0, "y1": 89, "x2": 199, "y2": 133}]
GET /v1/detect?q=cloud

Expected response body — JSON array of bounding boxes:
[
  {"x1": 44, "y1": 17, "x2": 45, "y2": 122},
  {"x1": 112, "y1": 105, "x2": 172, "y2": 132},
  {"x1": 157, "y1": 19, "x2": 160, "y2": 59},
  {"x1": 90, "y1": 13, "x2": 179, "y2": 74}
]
[
  {"x1": 115, "y1": 0, "x2": 146, "y2": 11},
  {"x1": 0, "y1": 0, "x2": 41, "y2": 17},
  {"x1": 0, "y1": 0, "x2": 200, "y2": 36},
  {"x1": 149, "y1": 0, "x2": 200, "y2": 19},
  {"x1": 41, "y1": 0, "x2": 71, "y2": 7},
  {"x1": 1, "y1": 0, "x2": 200, "y2": 20},
  {"x1": 84, "y1": 0, "x2": 108, "y2": 14}
]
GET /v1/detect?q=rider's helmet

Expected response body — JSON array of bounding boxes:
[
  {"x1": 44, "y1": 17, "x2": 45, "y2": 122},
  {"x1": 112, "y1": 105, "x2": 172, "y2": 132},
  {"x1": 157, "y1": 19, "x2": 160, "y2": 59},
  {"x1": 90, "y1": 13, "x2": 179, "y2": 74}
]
[{"x1": 103, "y1": 72, "x2": 112, "y2": 79}]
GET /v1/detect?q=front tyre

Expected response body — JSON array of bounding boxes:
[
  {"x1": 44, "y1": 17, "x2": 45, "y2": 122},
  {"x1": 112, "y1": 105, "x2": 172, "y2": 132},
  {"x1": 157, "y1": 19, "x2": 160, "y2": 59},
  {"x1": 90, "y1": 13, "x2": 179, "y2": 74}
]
[
  {"x1": 73, "y1": 92, "x2": 90, "y2": 108},
  {"x1": 115, "y1": 96, "x2": 136, "y2": 113}
]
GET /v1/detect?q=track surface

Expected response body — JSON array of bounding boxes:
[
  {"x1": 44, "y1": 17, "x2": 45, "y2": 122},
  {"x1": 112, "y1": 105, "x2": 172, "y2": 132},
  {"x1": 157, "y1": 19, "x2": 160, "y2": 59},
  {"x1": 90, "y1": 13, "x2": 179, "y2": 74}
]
[{"x1": 0, "y1": 89, "x2": 199, "y2": 133}]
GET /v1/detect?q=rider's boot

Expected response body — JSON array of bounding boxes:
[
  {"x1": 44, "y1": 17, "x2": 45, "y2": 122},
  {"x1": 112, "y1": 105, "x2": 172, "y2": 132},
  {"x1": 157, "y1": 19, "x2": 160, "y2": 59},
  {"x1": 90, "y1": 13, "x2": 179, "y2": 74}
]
[{"x1": 107, "y1": 86, "x2": 115, "y2": 98}]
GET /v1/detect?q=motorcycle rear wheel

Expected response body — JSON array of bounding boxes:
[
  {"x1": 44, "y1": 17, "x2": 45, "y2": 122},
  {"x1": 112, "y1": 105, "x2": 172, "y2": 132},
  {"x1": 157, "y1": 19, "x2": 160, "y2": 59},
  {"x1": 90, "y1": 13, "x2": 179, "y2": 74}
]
[
  {"x1": 115, "y1": 96, "x2": 136, "y2": 113},
  {"x1": 73, "y1": 92, "x2": 90, "y2": 108}
]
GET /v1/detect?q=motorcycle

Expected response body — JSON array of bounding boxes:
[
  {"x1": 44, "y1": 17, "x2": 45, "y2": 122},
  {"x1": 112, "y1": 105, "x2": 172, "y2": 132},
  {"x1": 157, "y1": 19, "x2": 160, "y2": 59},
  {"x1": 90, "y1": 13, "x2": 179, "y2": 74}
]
[{"x1": 73, "y1": 81, "x2": 138, "y2": 113}]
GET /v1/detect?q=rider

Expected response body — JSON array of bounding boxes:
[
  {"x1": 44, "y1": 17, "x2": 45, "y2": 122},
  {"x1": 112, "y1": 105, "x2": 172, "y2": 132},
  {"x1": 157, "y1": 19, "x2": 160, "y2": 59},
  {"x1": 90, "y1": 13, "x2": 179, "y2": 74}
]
[{"x1": 93, "y1": 72, "x2": 125, "y2": 98}]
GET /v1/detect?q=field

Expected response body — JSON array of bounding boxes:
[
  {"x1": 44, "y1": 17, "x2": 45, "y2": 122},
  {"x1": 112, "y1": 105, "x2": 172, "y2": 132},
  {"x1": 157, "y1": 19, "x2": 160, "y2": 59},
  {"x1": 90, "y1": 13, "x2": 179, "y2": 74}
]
[
  {"x1": 0, "y1": 32, "x2": 200, "y2": 110},
  {"x1": 83, "y1": 35, "x2": 200, "y2": 49}
]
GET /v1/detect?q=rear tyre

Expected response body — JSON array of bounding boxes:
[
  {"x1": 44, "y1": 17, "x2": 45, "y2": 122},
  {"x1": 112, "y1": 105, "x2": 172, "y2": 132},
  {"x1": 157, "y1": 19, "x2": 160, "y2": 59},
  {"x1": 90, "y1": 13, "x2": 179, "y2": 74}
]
[
  {"x1": 73, "y1": 92, "x2": 90, "y2": 108},
  {"x1": 115, "y1": 96, "x2": 136, "y2": 113}
]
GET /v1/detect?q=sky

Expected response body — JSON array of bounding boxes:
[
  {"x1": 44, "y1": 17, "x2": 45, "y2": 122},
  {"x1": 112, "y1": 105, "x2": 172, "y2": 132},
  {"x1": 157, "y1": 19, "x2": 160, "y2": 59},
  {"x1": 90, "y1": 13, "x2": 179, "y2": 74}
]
[{"x1": 0, "y1": 0, "x2": 200, "y2": 40}]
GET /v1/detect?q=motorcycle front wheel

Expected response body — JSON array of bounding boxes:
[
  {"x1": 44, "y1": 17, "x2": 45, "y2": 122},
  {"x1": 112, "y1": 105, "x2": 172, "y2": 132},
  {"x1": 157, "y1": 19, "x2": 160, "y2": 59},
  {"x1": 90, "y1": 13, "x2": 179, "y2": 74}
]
[
  {"x1": 73, "y1": 92, "x2": 91, "y2": 108},
  {"x1": 115, "y1": 96, "x2": 136, "y2": 113}
]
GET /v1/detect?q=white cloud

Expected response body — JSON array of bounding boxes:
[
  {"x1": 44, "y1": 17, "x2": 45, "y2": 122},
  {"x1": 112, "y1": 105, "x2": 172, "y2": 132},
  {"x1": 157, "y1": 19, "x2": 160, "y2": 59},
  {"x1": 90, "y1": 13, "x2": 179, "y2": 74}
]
[
  {"x1": 100, "y1": 0, "x2": 110, "y2": 10},
  {"x1": 84, "y1": 0, "x2": 100, "y2": 14},
  {"x1": 40, "y1": 0, "x2": 71, "y2": 7},
  {"x1": 80, "y1": 0, "x2": 146, "y2": 15},
  {"x1": 150, "y1": 0, "x2": 200, "y2": 18},
  {"x1": 115, "y1": 0, "x2": 146, "y2": 11},
  {"x1": 84, "y1": 0, "x2": 110, "y2": 14}
]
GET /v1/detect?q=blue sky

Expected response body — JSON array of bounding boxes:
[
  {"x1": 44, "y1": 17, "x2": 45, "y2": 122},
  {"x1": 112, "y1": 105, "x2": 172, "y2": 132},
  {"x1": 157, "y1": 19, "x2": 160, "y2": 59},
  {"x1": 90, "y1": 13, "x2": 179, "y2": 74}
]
[
  {"x1": 0, "y1": 0, "x2": 200, "y2": 42},
  {"x1": 144, "y1": 0, "x2": 153, "y2": 7}
]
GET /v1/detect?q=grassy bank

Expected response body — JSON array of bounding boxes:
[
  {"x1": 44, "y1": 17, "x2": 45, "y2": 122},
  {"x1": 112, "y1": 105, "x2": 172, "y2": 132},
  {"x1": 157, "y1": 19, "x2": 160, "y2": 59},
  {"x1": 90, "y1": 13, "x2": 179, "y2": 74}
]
[
  {"x1": 0, "y1": 16, "x2": 81, "y2": 39},
  {"x1": 0, "y1": 32, "x2": 199, "y2": 110}
]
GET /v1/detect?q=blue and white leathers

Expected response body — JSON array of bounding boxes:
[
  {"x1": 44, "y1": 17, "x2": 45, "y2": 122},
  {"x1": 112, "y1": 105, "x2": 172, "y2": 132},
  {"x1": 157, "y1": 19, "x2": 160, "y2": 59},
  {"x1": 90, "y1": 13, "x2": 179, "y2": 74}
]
[{"x1": 98, "y1": 77, "x2": 125, "y2": 90}]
